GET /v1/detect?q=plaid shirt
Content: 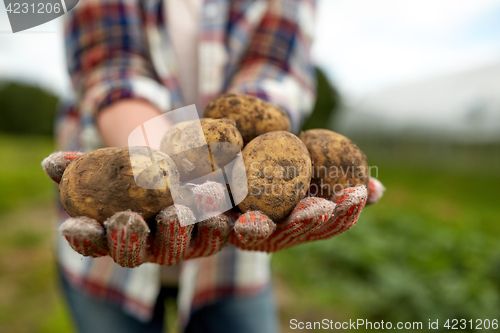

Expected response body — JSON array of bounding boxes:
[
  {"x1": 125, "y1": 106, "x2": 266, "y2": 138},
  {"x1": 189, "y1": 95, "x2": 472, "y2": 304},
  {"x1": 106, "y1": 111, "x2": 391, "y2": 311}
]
[{"x1": 58, "y1": 0, "x2": 316, "y2": 325}]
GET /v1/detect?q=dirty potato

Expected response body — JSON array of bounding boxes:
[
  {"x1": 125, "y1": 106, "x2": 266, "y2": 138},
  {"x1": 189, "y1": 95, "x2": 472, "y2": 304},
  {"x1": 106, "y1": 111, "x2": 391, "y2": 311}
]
[
  {"x1": 235, "y1": 131, "x2": 312, "y2": 221},
  {"x1": 299, "y1": 129, "x2": 369, "y2": 200},
  {"x1": 160, "y1": 118, "x2": 243, "y2": 181},
  {"x1": 203, "y1": 93, "x2": 291, "y2": 145},
  {"x1": 59, "y1": 147, "x2": 179, "y2": 223}
]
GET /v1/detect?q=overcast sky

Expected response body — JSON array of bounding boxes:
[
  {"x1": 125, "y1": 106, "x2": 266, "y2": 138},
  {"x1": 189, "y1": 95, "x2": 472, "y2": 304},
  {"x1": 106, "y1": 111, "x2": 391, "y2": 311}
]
[
  {"x1": 313, "y1": 0, "x2": 500, "y2": 97},
  {"x1": 1, "y1": 0, "x2": 500, "y2": 100}
]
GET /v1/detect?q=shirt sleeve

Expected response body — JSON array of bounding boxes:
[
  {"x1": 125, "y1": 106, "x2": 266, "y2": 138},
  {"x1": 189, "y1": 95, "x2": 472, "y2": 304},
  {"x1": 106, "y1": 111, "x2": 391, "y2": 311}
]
[
  {"x1": 227, "y1": 0, "x2": 317, "y2": 133},
  {"x1": 64, "y1": 0, "x2": 171, "y2": 119}
]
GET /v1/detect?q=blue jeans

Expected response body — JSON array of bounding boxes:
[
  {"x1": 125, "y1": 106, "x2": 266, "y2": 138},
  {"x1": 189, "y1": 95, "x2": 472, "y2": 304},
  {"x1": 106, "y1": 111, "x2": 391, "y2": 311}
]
[{"x1": 59, "y1": 270, "x2": 279, "y2": 333}]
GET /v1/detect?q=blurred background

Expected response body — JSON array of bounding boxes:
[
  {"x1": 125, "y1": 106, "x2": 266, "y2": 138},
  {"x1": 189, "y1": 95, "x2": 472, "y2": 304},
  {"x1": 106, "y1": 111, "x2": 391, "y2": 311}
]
[{"x1": 1, "y1": 0, "x2": 500, "y2": 332}]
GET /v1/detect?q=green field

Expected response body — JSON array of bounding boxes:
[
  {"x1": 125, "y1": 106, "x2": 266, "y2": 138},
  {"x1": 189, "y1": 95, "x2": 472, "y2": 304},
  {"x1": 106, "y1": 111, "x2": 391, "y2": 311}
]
[
  {"x1": 274, "y1": 150, "x2": 500, "y2": 332},
  {"x1": 0, "y1": 134, "x2": 499, "y2": 332},
  {"x1": 0, "y1": 134, "x2": 73, "y2": 333}
]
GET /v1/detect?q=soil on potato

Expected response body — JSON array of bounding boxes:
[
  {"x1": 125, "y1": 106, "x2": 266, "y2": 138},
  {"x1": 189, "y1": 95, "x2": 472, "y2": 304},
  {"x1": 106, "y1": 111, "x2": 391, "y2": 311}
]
[
  {"x1": 59, "y1": 147, "x2": 177, "y2": 223},
  {"x1": 203, "y1": 93, "x2": 291, "y2": 145},
  {"x1": 236, "y1": 131, "x2": 312, "y2": 221},
  {"x1": 300, "y1": 129, "x2": 369, "y2": 200}
]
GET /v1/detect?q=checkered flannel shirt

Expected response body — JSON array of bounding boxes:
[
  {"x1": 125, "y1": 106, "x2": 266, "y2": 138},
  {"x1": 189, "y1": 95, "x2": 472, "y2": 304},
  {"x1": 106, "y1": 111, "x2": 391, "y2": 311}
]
[{"x1": 57, "y1": 0, "x2": 316, "y2": 325}]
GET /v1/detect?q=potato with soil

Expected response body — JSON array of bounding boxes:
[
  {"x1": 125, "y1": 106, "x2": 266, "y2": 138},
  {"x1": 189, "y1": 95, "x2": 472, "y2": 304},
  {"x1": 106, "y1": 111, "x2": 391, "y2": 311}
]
[
  {"x1": 235, "y1": 131, "x2": 312, "y2": 221},
  {"x1": 59, "y1": 147, "x2": 179, "y2": 223},
  {"x1": 203, "y1": 93, "x2": 291, "y2": 145},
  {"x1": 299, "y1": 129, "x2": 369, "y2": 200},
  {"x1": 160, "y1": 118, "x2": 243, "y2": 181}
]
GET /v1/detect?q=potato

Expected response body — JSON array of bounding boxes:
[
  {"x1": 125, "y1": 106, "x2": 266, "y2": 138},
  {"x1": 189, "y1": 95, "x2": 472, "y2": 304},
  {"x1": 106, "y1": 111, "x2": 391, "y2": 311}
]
[
  {"x1": 59, "y1": 147, "x2": 179, "y2": 223},
  {"x1": 235, "y1": 131, "x2": 311, "y2": 221},
  {"x1": 299, "y1": 129, "x2": 369, "y2": 200},
  {"x1": 203, "y1": 93, "x2": 291, "y2": 145},
  {"x1": 160, "y1": 118, "x2": 243, "y2": 181}
]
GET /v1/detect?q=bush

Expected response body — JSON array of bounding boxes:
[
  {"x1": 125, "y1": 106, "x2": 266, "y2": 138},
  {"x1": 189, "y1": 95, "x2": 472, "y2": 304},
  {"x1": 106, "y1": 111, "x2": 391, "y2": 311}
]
[
  {"x1": 0, "y1": 82, "x2": 59, "y2": 136},
  {"x1": 301, "y1": 67, "x2": 341, "y2": 131}
]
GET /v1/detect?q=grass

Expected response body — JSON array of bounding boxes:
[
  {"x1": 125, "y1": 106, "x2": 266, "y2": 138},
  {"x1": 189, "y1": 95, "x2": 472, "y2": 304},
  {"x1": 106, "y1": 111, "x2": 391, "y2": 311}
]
[
  {"x1": 1, "y1": 133, "x2": 499, "y2": 332},
  {"x1": 0, "y1": 134, "x2": 57, "y2": 213},
  {"x1": 0, "y1": 134, "x2": 73, "y2": 333},
  {"x1": 0, "y1": 204, "x2": 74, "y2": 333}
]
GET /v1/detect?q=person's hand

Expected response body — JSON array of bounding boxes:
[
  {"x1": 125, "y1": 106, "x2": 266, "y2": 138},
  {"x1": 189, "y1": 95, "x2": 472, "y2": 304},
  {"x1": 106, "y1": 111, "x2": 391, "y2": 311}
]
[
  {"x1": 97, "y1": 99, "x2": 170, "y2": 148},
  {"x1": 43, "y1": 152, "x2": 233, "y2": 267},
  {"x1": 44, "y1": 156, "x2": 384, "y2": 267},
  {"x1": 227, "y1": 178, "x2": 385, "y2": 252}
]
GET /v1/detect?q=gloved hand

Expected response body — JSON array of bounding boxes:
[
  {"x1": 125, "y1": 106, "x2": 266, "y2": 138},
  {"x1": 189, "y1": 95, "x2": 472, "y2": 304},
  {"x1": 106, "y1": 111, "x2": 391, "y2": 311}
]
[
  {"x1": 43, "y1": 152, "x2": 233, "y2": 268},
  {"x1": 227, "y1": 178, "x2": 385, "y2": 252},
  {"x1": 44, "y1": 152, "x2": 384, "y2": 268}
]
